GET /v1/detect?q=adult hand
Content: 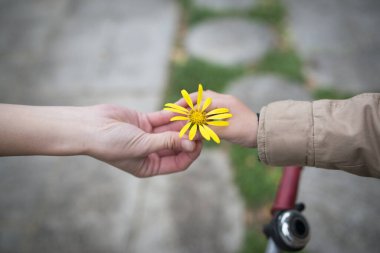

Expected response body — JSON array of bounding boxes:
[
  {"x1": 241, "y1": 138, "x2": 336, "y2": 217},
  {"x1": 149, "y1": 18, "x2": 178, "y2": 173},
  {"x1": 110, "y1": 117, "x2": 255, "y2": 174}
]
[
  {"x1": 87, "y1": 104, "x2": 202, "y2": 177},
  {"x1": 0, "y1": 104, "x2": 202, "y2": 178}
]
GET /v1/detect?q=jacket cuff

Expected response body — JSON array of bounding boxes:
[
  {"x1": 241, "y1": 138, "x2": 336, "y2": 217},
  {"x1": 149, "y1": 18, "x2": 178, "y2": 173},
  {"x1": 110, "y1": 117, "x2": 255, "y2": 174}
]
[{"x1": 257, "y1": 100, "x2": 314, "y2": 166}]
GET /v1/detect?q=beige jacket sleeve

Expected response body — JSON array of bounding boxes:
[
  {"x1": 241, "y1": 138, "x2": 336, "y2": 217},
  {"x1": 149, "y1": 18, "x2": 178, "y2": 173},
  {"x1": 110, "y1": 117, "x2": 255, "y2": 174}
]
[{"x1": 257, "y1": 93, "x2": 380, "y2": 178}]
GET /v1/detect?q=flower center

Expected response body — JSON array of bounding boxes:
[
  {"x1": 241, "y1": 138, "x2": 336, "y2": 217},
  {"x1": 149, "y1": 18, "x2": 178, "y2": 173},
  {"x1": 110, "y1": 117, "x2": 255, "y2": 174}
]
[{"x1": 189, "y1": 110, "x2": 206, "y2": 125}]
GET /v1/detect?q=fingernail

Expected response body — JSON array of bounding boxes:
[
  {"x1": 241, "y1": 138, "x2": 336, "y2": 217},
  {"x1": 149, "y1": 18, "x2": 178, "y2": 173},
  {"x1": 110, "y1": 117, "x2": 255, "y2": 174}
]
[{"x1": 181, "y1": 139, "x2": 195, "y2": 152}]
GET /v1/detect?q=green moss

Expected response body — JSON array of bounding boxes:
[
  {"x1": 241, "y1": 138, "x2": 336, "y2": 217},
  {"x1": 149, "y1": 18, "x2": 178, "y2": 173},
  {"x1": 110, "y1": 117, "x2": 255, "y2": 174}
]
[
  {"x1": 165, "y1": 57, "x2": 245, "y2": 103},
  {"x1": 178, "y1": 0, "x2": 191, "y2": 8},
  {"x1": 189, "y1": 8, "x2": 242, "y2": 26},
  {"x1": 248, "y1": 0, "x2": 286, "y2": 27},
  {"x1": 313, "y1": 88, "x2": 354, "y2": 100},
  {"x1": 230, "y1": 145, "x2": 281, "y2": 208},
  {"x1": 256, "y1": 49, "x2": 305, "y2": 82},
  {"x1": 178, "y1": 0, "x2": 286, "y2": 28},
  {"x1": 178, "y1": 0, "x2": 236, "y2": 26},
  {"x1": 239, "y1": 228, "x2": 268, "y2": 253}
]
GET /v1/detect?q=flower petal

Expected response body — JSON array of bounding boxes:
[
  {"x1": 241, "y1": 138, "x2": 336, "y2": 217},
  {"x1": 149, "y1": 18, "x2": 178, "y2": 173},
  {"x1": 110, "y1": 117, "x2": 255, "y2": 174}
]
[
  {"x1": 164, "y1": 103, "x2": 189, "y2": 113},
  {"x1": 197, "y1": 84, "x2": 203, "y2": 109},
  {"x1": 181, "y1": 89, "x2": 194, "y2": 109},
  {"x1": 203, "y1": 125, "x2": 220, "y2": 144},
  {"x1": 207, "y1": 113, "x2": 233, "y2": 120},
  {"x1": 164, "y1": 107, "x2": 188, "y2": 115},
  {"x1": 206, "y1": 108, "x2": 229, "y2": 116},
  {"x1": 198, "y1": 124, "x2": 210, "y2": 141},
  {"x1": 179, "y1": 122, "x2": 192, "y2": 137},
  {"x1": 189, "y1": 124, "x2": 197, "y2": 140},
  {"x1": 207, "y1": 121, "x2": 229, "y2": 126},
  {"x1": 201, "y1": 97, "x2": 212, "y2": 112},
  {"x1": 170, "y1": 116, "x2": 189, "y2": 121}
]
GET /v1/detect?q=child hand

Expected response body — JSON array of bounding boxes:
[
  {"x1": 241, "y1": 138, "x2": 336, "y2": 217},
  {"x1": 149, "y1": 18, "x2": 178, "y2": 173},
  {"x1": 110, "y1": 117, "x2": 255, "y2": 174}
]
[{"x1": 175, "y1": 90, "x2": 258, "y2": 147}]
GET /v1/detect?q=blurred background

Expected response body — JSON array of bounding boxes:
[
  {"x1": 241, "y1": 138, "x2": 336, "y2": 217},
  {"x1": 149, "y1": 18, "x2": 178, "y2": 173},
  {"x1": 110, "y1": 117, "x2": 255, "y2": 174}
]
[{"x1": 0, "y1": 0, "x2": 379, "y2": 252}]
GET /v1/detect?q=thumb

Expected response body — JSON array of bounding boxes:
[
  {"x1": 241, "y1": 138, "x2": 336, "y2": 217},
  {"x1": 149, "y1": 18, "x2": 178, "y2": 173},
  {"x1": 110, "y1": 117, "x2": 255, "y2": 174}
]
[{"x1": 146, "y1": 132, "x2": 196, "y2": 153}]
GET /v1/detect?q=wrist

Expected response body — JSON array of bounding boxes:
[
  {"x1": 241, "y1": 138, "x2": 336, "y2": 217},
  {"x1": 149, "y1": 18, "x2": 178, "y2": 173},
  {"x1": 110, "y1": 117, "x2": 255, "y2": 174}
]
[
  {"x1": 249, "y1": 111, "x2": 259, "y2": 148},
  {"x1": 234, "y1": 109, "x2": 258, "y2": 148},
  {"x1": 44, "y1": 106, "x2": 95, "y2": 156},
  {"x1": 68, "y1": 106, "x2": 99, "y2": 157},
  {"x1": 30, "y1": 105, "x2": 97, "y2": 157}
]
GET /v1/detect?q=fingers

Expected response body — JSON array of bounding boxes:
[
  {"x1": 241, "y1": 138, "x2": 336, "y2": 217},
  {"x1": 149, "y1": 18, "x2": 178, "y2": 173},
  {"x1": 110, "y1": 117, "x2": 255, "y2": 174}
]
[
  {"x1": 155, "y1": 133, "x2": 201, "y2": 156},
  {"x1": 149, "y1": 90, "x2": 229, "y2": 130},
  {"x1": 152, "y1": 121, "x2": 202, "y2": 141},
  {"x1": 146, "y1": 131, "x2": 196, "y2": 154},
  {"x1": 144, "y1": 140, "x2": 203, "y2": 176},
  {"x1": 147, "y1": 110, "x2": 175, "y2": 128},
  {"x1": 175, "y1": 90, "x2": 228, "y2": 111},
  {"x1": 153, "y1": 120, "x2": 187, "y2": 133}
]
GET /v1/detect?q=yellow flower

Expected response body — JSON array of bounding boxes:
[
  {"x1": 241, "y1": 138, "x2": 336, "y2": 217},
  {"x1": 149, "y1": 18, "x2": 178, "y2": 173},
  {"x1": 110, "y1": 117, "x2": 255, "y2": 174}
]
[{"x1": 163, "y1": 84, "x2": 232, "y2": 144}]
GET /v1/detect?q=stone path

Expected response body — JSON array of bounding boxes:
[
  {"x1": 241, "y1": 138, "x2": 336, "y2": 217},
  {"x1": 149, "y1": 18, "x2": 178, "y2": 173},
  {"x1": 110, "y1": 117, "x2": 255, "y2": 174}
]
[
  {"x1": 284, "y1": 0, "x2": 380, "y2": 93},
  {"x1": 0, "y1": 0, "x2": 244, "y2": 252},
  {"x1": 226, "y1": 75, "x2": 311, "y2": 112},
  {"x1": 299, "y1": 168, "x2": 380, "y2": 253},
  {"x1": 169, "y1": 150, "x2": 244, "y2": 253},
  {"x1": 193, "y1": 0, "x2": 257, "y2": 11},
  {"x1": 0, "y1": 0, "x2": 178, "y2": 110},
  {"x1": 185, "y1": 18, "x2": 275, "y2": 66}
]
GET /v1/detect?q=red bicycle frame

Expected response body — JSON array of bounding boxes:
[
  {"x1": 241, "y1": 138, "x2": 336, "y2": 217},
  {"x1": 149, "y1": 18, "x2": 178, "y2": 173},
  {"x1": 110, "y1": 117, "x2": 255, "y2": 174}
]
[
  {"x1": 264, "y1": 166, "x2": 310, "y2": 253},
  {"x1": 272, "y1": 166, "x2": 302, "y2": 214}
]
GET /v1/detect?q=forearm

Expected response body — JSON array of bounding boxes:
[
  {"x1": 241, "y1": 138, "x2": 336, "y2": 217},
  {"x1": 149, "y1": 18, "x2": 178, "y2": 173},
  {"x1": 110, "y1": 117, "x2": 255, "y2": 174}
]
[
  {"x1": 257, "y1": 93, "x2": 380, "y2": 178},
  {"x1": 0, "y1": 104, "x2": 93, "y2": 156}
]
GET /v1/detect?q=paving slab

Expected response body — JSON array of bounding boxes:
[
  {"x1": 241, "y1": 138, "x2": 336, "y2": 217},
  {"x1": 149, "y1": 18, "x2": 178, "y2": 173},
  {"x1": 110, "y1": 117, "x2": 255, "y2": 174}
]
[
  {"x1": 185, "y1": 18, "x2": 276, "y2": 66},
  {"x1": 284, "y1": 0, "x2": 380, "y2": 93},
  {"x1": 0, "y1": 151, "x2": 244, "y2": 253},
  {"x1": 193, "y1": 0, "x2": 256, "y2": 11},
  {"x1": 0, "y1": 0, "x2": 178, "y2": 111},
  {"x1": 169, "y1": 149, "x2": 244, "y2": 253},
  {"x1": 226, "y1": 74, "x2": 311, "y2": 112},
  {"x1": 298, "y1": 167, "x2": 380, "y2": 253},
  {"x1": 0, "y1": 156, "x2": 141, "y2": 253}
]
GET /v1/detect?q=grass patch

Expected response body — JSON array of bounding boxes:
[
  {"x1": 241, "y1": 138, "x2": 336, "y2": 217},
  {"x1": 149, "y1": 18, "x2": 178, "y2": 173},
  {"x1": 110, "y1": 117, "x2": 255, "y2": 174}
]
[
  {"x1": 239, "y1": 228, "x2": 268, "y2": 253},
  {"x1": 165, "y1": 57, "x2": 245, "y2": 102},
  {"x1": 230, "y1": 145, "x2": 281, "y2": 208},
  {"x1": 178, "y1": 0, "x2": 286, "y2": 28},
  {"x1": 248, "y1": 0, "x2": 286, "y2": 28},
  {"x1": 178, "y1": 0, "x2": 239, "y2": 26},
  {"x1": 313, "y1": 87, "x2": 354, "y2": 100},
  {"x1": 188, "y1": 8, "x2": 242, "y2": 26},
  {"x1": 256, "y1": 49, "x2": 305, "y2": 82},
  {"x1": 231, "y1": 145, "x2": 284, "y2": 253}
]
